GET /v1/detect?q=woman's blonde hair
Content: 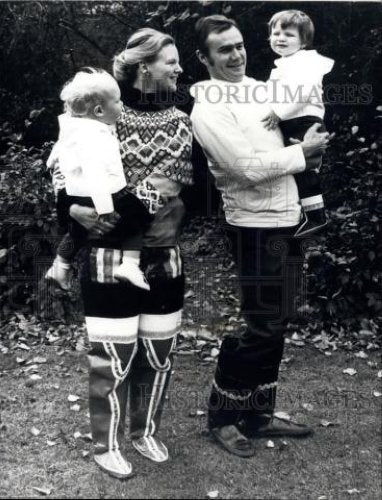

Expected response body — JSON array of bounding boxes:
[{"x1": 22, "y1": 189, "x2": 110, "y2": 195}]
[
  {"x1": 113, "y1": 28, "x2": 174, "y2": 84},
  {"x1": 60, "y1": 68, "x2": 119, "y2": 117}
]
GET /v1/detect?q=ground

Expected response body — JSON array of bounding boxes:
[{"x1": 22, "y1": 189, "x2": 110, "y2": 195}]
[
  {"x1": 0, "y1": 216, "x2": 380, "y2": 499},
  {"x1": 0, "y1": 343, "x2": 380, "y2": 499}
]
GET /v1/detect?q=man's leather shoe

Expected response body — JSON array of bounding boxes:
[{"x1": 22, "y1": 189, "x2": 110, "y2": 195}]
[
  {"x1": 239, "y1": 414, "x2": 313, "y2": 438},
  {"x1": 210, "y1": 425, "x2": 255, "y2": 458}
]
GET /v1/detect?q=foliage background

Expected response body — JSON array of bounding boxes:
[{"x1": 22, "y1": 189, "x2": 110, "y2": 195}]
[{"x1": 0, "y1": 1, "x2": 381, "y2": 343}]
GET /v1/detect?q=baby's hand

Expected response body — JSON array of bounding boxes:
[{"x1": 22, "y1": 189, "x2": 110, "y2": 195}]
[{"x1": 261, "y1": 110, "x2": 280, "y2": 130}]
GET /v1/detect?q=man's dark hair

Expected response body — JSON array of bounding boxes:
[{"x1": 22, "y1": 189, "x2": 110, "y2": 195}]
[{"x1": 195, "y1": 15, "x2": 238, "y2": 55}]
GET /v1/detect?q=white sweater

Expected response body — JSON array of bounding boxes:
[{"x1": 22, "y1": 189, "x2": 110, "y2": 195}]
[
  {"x1": 190, "y1": 77, "x2": 306, "y2": 227},
  {"x1": 47, "y1": 114, "x2": 126, "y2": 214},
  {"x1": 269, "y1": 50, "x2": 335, "y2": 121}
]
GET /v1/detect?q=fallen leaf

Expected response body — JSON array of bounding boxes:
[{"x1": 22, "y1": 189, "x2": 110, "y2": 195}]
[
  {"x1": 181, "y1": 329, "x2": 197, "y2": 339},
  {"x1": 68, "y1": 395, "x2": 80, "y2": 403},
  {"x1": 31, "y1": 487, "x2": 52, "y2": 496},
  {"x1": 207, "y1": 491, "x2": 219, "y2": 499},
  {"x1": 46, "y1": 440, "x2": 57, "y2": 447},
  {"x1": 293, "y1": 340, "x2": 305, "y2": 347},
  {"x1": 266, "y1": 440, "x2": 275, "y2": 448},
  {"x1": 30, "y1": 427, "x2": 41, "y2": 436},
  {"x1": 373, "y1": 391, "x2": 382, "y2": 398},
  {"x1": 302, "y1": 403, "x2": 314, "y2": 412},
  {"x1": 281, "y1": 357, "x2": 293, "y2": 364},
  {"x1": 70, "y1": 404, "x2": 81, "y2": 412},
  {"x1": 29, "y1": 374, "x2": 42, "y2": 381},
  {"x1": 75, "y1": 338, "x2": 87, "y2": 352},
  {"x1": 274, "y1": 411, "x2": 291, "y2": 421},
  {"x1": 18, "y1": 343, "x2": 31, "y2": 351},
  {"x1": 197, "y1": 327, "x2": 215, "y2": 342},
  {"x1": 73, "y1": 431, "x2": 82, "y2": 439},
  {"x1": 320, "y1": 420, "x2": 339, "y2": 428},
  {"x1": 343, "y1": 368, "x2": 357, "y2": 376},
  {"x1": 24, "y1": 364, "x2": 39, "y2": 373},
  {"x1": 33, "y1": 357, "x2": 47, "y2": 364},
  {"x1": 354, "y1": 351, "x2": 368, "y2": 359}
]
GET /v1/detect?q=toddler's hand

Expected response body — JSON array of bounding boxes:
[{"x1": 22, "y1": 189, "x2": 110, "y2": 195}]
[{"x1": 261, "y1": 111, "x2": 280, "y2": 130}]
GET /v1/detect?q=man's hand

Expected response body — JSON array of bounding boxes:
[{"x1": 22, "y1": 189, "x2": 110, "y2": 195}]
[
  {"x1": 69, "y1": 205, "x2": 120, "y2": 237},
  {"x1": 290, "y1": 123, "x2": 334, "y2": 162},
  {"x1": 261, "y1": 110, "x2": 280, "y2": 131}
]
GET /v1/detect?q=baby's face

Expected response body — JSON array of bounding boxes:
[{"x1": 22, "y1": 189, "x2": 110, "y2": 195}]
[
  {"x1": 99, "y1": 87, "x2": 122, "y2": 125},
  {"x1": 270, "y1": 21, "x2": 304, "y2": 57}
]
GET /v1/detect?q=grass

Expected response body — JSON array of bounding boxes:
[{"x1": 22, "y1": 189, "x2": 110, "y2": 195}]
[
  {"x1": 0, "y1": 343, "x2": 381, "y2": 499},
  {"x1": 0, "y1": 215, "x2": 380, "y2": 498}
]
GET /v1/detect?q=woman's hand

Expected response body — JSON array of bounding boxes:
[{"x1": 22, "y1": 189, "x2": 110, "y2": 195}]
[{"x1": 69, "y1": 205, "x2": 119, "y2": 237}]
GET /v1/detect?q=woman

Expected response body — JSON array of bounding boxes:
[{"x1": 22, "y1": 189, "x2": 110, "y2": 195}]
[{"x1": 54, "y1": 28, "x2": 193, "y2": 478}]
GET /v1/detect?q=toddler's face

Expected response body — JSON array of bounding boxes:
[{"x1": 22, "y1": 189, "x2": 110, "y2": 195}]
[
  {"x1": 270, "y1": 21, "x2": 304, "y2": 57},
  {"x1": 99, "y1": 87, "x2": 122, "y2": 125}
]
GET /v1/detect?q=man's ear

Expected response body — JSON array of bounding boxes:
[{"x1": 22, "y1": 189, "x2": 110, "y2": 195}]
[
  {"x1": 93, "y1": 104, "x2": 103, "y2": 117},
  {"x1": 196, "y1": 49, "x2": 208, "y2": 67}
]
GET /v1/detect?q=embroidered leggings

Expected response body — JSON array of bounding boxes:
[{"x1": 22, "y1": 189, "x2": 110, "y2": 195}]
[{"x1": 80, "y1": 245, "x2": 184, "y2": 454}]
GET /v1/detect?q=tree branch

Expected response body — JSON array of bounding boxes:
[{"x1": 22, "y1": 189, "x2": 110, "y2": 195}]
[{"x1": 58, "y1": 20, "x2": 107, "y2": 56}]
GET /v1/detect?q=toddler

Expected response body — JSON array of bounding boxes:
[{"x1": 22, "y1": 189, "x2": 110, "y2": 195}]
[
  {"x1": 263, "y1": 10, "x2": 334, "y2": 237},
  {"x1": 46, "y1": 70, "x2": 162, "y2": 290}
]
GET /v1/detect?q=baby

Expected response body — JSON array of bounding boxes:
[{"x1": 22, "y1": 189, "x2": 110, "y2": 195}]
[
  {"x1": 46, "y1": 69, "x2": 161, "y2": 290},
  {"x1": 263, "y1": 10, "x2": 334, "y2": 237}
]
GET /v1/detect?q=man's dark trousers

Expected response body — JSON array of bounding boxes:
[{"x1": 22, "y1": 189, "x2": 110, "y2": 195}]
[{"x1": 208, "y1": 224, "x2": 304, "y2": 429}]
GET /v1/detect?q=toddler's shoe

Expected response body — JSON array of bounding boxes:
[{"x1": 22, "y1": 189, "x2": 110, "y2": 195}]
[
  {"x1": 45, "y1": 259, "x2": 72, "y2": 290},
  {"x1": 94, "y1": 450, "x2": 133, "y2": 479},
  {"x1": 114, "y1": 260, "x2": 150, "y2": 290},
  {"x1": 295, "y1": 209, "x2": 328, "y2": 238}
]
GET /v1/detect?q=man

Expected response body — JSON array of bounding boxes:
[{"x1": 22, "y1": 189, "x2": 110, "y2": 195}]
[{"x1": 190, "y1": 15, "x2": 329, "y2": 457}]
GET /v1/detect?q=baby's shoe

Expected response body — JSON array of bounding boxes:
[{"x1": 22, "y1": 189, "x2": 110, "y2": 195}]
[
  {"x1": 45, "y1": 259, "x2": 72, "y2": 290},
  {"x1": 295, "y1": 209, "x2": 328, "y2": 238},
  {"x1": 114, "y1": 259, "x2": 150, "y2": 290}
]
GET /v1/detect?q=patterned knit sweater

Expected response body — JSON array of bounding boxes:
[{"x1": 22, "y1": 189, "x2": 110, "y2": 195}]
[
  {"x1": 117, "y1": 86, "x2": 193, "y2": 192},
  {"x1": 51, "y1": 85, "x2": 193, "y2": 248}
]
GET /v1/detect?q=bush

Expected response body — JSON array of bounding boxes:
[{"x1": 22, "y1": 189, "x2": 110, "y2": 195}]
[
  {"x1": 0, "y1": 118, "x2": 57, "y2": 318},
  {"x1": 0, "y1": 1, "x2": 380, "y2": 340},
  {"x1": 300, "y1": 109, "x2": 381, "y2": 338}
]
